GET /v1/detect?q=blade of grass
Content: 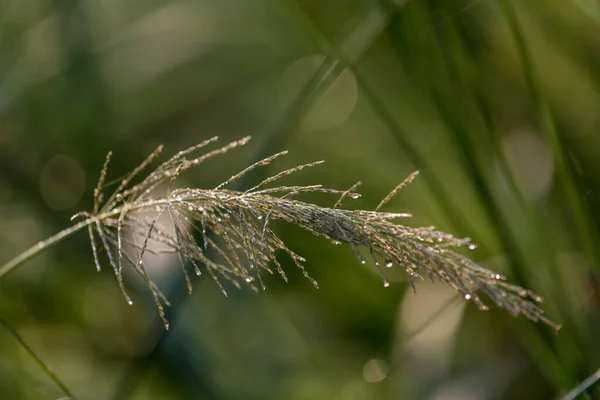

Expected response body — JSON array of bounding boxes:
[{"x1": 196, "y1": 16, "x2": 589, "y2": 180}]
[{"x1": 0, "y1": 316, "x2": 77, "y2": 399}]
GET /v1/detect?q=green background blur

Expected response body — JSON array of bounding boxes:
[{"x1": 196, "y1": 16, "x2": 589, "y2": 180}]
[{"x1": 1, "y1": 0, "x2": 600, "y2": 399}]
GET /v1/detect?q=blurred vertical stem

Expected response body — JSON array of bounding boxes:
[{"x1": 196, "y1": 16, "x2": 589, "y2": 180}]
[
  {"x1": 498, "y1": 0, "x2": 600, "y2": 274},
  {"x1": 0, "y1": 316, "x2": 76, "y2": 399}
]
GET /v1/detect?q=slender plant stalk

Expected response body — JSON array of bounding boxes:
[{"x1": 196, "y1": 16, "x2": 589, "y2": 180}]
[{"x1": 561, "y1": 369, "x2": 600, "y2": 400}]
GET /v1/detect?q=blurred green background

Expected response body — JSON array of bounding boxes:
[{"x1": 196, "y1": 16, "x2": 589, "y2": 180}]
[{"x1": 1, "y1": 0, "x2": 600, "y2": 399}]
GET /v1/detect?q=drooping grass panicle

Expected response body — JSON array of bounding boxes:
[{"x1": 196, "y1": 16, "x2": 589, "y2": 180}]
[{"x1": 75, "y1": 137, "x2": 558, "y2": 331}]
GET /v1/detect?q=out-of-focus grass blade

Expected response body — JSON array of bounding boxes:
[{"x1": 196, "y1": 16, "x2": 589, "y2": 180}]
[
  {"x1": 0, "y1": 316, "x2": 76, "y2": 400},
  {"x1": 573, "y1": 0, "x2": 600, "y2": 25}
]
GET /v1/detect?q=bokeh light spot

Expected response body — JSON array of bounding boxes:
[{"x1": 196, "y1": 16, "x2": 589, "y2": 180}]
[
  {"x1": 39, "y1": 154, "x2": 86, "y2": 210},
  {"x1": 363, "y1": 358, "x2": 388, "y2": 383}
]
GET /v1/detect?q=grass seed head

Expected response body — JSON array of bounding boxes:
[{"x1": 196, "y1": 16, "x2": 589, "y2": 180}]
[{"x1": 81, "y1": 137, "x2": 560, "y2": 331}]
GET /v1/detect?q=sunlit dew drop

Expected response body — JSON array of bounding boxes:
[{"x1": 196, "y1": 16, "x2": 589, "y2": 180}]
[
  {"x1": 383, "y1": 281, "x2": 390, "y2": 288},
  {"x1": 245, "y1": 277, "x2": 252, "y2": 283},
  {"x1": 468, "y1": 244, "x2": 477, "y2": 250},
  {"x1": 257, "y1": 215, "x2": 263, "y2": 220},
  {"x1": 127, "y1": 300, "x2": 133, "y2": 305},
  {"x1": 350, "y1": 194, "x2": 360, "y2": 199},
  {"x1": 385, "y1": 259, "x2": 393, "y2": 268},
  {"x1": 465, "y1": 294, "x2": 471, "y2": 300},
  {"x1": 188, "y1": 206, "x2": 193, "y2": 211},
  {"x1": 331, "y1": 240, "x2": 341, "y2": 245}
]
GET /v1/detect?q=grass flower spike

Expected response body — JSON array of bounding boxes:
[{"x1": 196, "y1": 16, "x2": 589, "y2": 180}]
[{"x1": 2, "y1": 137, "x2": 560, "y2": 331}]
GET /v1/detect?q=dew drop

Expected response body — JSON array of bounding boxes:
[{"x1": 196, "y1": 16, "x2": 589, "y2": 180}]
[
  {"x1": 360, "y1": 259, "x2": 366, "y2": 265},
  {"x1": 465, "y1": 294, "x2": 471, "y2": 300},
  {"x1": 257, "y1": 215, "x2": 263, "y2": 220},
  {"x1": 245, "y1": 277, "x2": 252, "y2": 283},
  {"x1": 385, "y1": 259, "x2": 393, "y2": 268},
  {"x1": 495, "y1": 274, "x2": 501, "y2": 279},
  {"x1": 350, "y1": 194, "x2": 360, "y2": 199},
  {"x1": 127, "y1": 300, "x2": 134, "y2": 305},
  {"x1": 188, "y1": 206, "x2": 193, "y2": 211},
  {"x1": 383, "y1": 281, "x2": 390, "y2": 288},
  {"x1": 331, "y1": 240, "x2": 342, "y2": 245},
  {"x1": 138, "y1": 260, "x2": 143, "y2": 266},
  {"x1": 468, "y1": 244, "x2": 476, "y2": 250}
]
